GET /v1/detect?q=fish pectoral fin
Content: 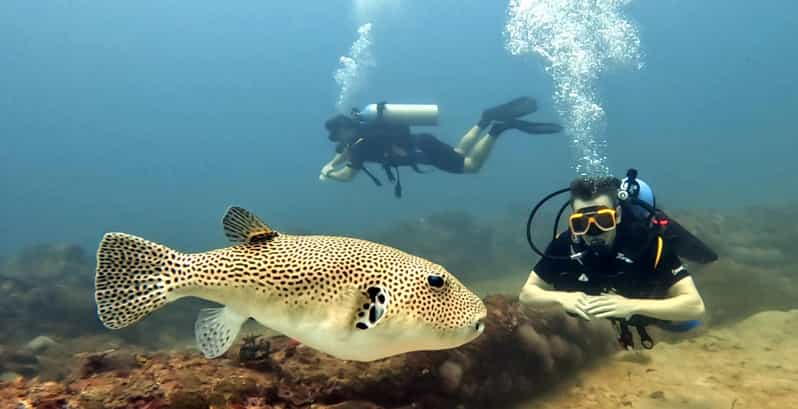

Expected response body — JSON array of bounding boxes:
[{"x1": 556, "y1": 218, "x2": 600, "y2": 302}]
[
  {"x1": 354, "y1": 286, "x2": 391, "y2": 331},
  {"x1": 222, "y1": 206, "x2": 277, "y2": 243},
  {"x1": 194, "y1": 306, "x2": 248, "y2": 358}
]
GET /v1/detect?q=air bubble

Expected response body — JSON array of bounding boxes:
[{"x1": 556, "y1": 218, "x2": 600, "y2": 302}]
[
  {"x1": 333, "y1": 23, "x2": 375, "y2": 113},
  {"x1": 504, "y1": 0, "x2": 643, "y2": 175}
]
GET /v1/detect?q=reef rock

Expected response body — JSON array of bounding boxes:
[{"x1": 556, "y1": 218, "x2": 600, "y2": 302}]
[
  {"x1": 0, "y1": 295, "x2": 618, "y2": 409},
  {"x1": 0, "y1": 243, "x2": 99, "y2": 345}
]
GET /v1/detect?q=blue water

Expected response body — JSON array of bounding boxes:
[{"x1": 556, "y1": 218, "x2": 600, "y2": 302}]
[{"x1": 1, "y1": 0, "x2": 796, "y2": 256}]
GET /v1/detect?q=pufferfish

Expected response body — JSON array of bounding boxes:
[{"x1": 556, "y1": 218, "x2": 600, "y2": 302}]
[{"x1": 94, "y1": 206, "x2": 487, "y2": 361}]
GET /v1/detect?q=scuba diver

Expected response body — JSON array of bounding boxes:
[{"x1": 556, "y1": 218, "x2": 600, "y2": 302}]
[
  {"x1": 519, "y1": 170, "x2": 718, "y2": 350},
  {"x1": 319, "y1": 97, "x2": 563, "y2": 197}
]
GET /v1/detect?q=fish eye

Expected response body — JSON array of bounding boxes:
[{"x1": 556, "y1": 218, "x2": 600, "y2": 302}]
[{"x1": 427, "y1": 275, "x2": 445, "y2": 289}]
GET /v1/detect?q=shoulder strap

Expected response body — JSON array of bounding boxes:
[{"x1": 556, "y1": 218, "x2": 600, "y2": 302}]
[{"x1": 654, "y1": 236, "x2": 664, "y2": 269}]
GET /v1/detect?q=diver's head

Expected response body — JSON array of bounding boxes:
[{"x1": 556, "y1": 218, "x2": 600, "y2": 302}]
[
  {"x1": 325, "y1": 114, "x2": 360, "y2": 144},
  {"x1": 569, "y1": 176, "x2": 623, "y2": 250}
]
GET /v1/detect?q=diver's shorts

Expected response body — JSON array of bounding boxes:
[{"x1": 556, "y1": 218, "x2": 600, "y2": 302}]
[{"x1": 414, "y1": 133, "x2": 465, "y2": 173}]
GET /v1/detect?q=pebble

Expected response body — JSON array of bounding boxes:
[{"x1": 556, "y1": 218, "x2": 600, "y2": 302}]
[{"x1": 649, "y1": 390, "x2": 665, "y2": 399}]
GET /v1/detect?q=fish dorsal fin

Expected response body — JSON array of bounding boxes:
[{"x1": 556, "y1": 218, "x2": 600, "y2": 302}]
[{"x1": 222, "y1": 206, "x2": 277, "y2": 243}]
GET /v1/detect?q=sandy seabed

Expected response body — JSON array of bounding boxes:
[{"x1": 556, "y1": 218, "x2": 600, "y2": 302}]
[{"x1": 515, "y1": 309, "x2": 798, "y2": 409}]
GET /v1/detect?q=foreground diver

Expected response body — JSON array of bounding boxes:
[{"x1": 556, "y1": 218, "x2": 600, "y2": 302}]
[
  {"x1": 94, "y1": 206, "x2": 486, "y2": 361},
  {"x1": 320, "y1": 97, "x2": 563, "y2": 197},
  {"x1": 519, "y1": 173, "x2": 715, "y2": 349}
]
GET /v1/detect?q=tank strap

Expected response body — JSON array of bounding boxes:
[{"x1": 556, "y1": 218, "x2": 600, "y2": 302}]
[
  {"x1": 360, "y1": 165, "x2": 383, "y2": 187},
  {"x1": 380, "y1": 163, "x2": 402, "y2": 198},
  {"x1": 393, "y1": 166, "x2": 402, "y2": 198},
  {"x1": 376, "y1": 101, "x2": 387, "y2": 122}
]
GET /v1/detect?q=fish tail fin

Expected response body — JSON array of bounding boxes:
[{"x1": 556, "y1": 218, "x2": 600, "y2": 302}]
[{"x1": 94, "y1": 232, "x2": 189, "y2": 329}]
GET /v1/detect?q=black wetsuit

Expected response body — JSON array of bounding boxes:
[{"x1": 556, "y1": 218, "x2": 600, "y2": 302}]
[
  {"x1": 535, "y1": 222, "x2": 693, "y2": 349},
  {"x1": 534, "y1": 223, "x2": 690, "y2": 300},
  {"x1": 339, "y1": 123, "x2": 467, "y2": 174}
]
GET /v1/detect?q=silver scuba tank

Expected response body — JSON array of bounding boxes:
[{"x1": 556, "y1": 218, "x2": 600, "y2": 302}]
[{"x1": 357, "y1": 103, "x2": 439, "y2": 126}]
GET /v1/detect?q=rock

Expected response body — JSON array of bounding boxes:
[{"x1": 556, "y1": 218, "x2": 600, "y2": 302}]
[
  {"x1": 0, "y1": 371, "x2": 22, "y2": 382},
  {"x1": 438, "y1": 360, "x2": 464, "y2": 393},
  {"x1": 238, "y1": 335, "x2": 273, "y2": 371},
  {"x1": 26, "y1": 335, "x2": 58, "y2": 353},
  {"x1": 0, "y1": 349, "x2": 39, "y2": 377},
  {"x1": 649, "y1": 390, "x2": 665, "y2": 399},
  {"x1": 72, "y1": 349, "x2": 140, "y2": 379},
  {"x1": 0, "y1": 242, "x2": 103, "y2": 348},
  {"x1": 12, "y1": 243, "x2": 91, "y2": 280},
  {"x1": 0, "y1": 295, "x2": 616, "y2": 409},
  {"x1": 548, "y1": 335, "x2": 570, "y2": 361},
  {"x1": 311, "y1": 401, "x2": 384, "y2": 409}
]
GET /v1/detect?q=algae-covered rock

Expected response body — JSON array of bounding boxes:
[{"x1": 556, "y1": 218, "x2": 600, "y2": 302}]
[
  {"x1": 672, "y1": 205, "x2": 798, "y2": 326},
  {"x1": 4, "y1": 242, "x2": 92, "y2": 283},
  {"x1": 26, "y1": 335, "x2": 58, "y2": 353},
  {"x1": 2, "y1": 294, "x2": 617, "y2": 409},
  {"x1": 0, "y1": 242, "x2": 100, "y2": 345},
  {"x1": 0, "y1": 241, "x2": 204, "y2": 349},
  {"x1": 3, "y1": 202, "x2": 798, "y2": 404}
]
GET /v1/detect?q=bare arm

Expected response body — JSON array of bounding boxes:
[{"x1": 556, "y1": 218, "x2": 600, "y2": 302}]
[
  {"x1": 320, "y1": 150, "x2": 358, "y2": 182},
  {"x1": 325, "y1": 165, "x2": 358, "y2": 182},
  {"x1": 326, "y1": 153, "x2": 347, "y2": 168},
  {"x1": 519, "y1": 270, "x2": 592, "y2": 321},
  {"x1": 627, "y1": 277, "x2": 706, "y2": 321},
  {"x1": 321, "y1": 153, "x2": 346, "y2": 174},
  {"x1": 519, "y1": 270, "x2": 558, "y2": 305},
  {"x1": 582, "y1": 276, "x2": 706, "y2": 322}
]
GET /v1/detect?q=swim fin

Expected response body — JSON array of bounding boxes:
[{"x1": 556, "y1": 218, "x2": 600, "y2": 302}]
[
  {"x1": 490, "y1": 118, "x2": 564, "y2": 136},
  {"x1": 481, "y1": 97, "x2": 538, "y2": 123}
]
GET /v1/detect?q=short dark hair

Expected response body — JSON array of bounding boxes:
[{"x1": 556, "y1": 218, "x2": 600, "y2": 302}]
[
  {"x1": 325, "y1": 114, "x2": 359, "y2": 133},
  {"x1": 569, "y1": 175, "x2": 621, "y2": 207}
]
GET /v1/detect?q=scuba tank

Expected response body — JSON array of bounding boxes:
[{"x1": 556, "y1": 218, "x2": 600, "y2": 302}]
[
  {"x1": 355, "y1": 103, "x2": 439, "y2": 126},
  {"x1": 619, "y1": 169, "x2": 718, "y2": 264},
  {"x1": 620, "y1": 171, "x2": 655, "y2": 219},
  {"x1": 345, "y1": 101, "x2": 438, "y2": 198}
]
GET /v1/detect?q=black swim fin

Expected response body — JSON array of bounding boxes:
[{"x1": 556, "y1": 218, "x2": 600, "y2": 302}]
[
  {"x1": 490, "y1": 118, "x2": 564, "y2": 136},
  {"x1": 481, "y1": 97, "x2": 538, "y2": 123},
  {"x1": 663, "y1": 217, "x2": 719, "y2": 264}
]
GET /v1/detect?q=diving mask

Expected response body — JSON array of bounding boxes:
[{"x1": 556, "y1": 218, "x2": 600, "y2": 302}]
[{"x1": 569, "y1": 206, "x2": 618, "y2": 236}]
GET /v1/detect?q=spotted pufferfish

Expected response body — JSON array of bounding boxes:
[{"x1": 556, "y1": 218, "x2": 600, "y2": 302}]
[{"x1": 94, "y1": 206, "x2": 487, "y2": 361}]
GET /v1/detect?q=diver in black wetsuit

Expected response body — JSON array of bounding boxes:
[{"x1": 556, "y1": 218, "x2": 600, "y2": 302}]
[
  {"x1": 319, "y1": 97, "x2": 563, "y2": 197},
  {"x1": 519, "y1": 174, "x2": 714, "y2": 350}
]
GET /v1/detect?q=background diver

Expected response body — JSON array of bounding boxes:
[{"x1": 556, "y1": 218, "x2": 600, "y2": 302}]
[
  {"x1": 519, "y1": 172, "x2": 717, "y2": 350},
  {"x1": 319, "y1": 97, "x2": 563, "y2": 197}
]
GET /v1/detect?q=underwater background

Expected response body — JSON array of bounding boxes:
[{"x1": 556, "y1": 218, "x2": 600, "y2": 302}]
[
  {"x1": 2, "y1": 0, "x2": 797, "y2": 256},
  {"x1": 1, "y1": 1, "x2": 797, "y2": 408}
]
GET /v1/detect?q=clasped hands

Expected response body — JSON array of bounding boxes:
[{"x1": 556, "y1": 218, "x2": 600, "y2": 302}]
[
  {"x1": 558, "y1": 292, "x2": 639, "y2": 321},
  {"x1": 319, "y1": 164, "x2": 334, "y2": 181}
]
